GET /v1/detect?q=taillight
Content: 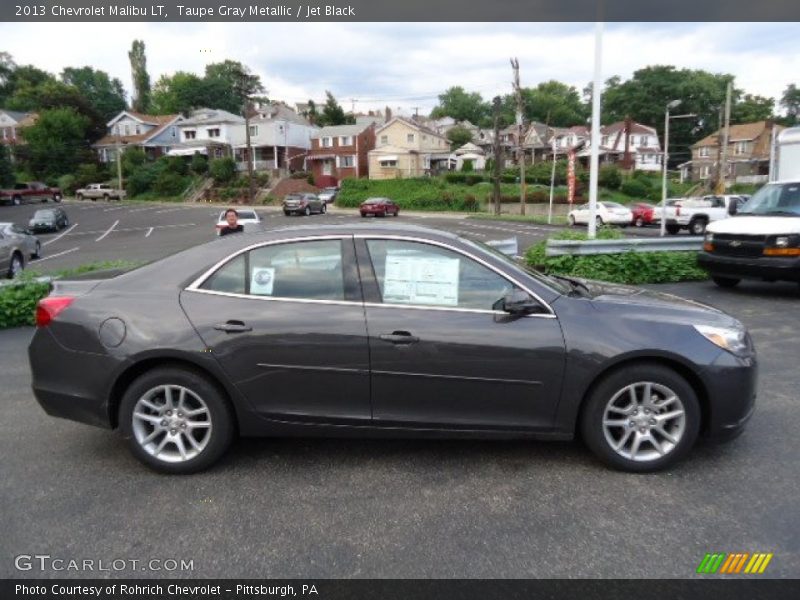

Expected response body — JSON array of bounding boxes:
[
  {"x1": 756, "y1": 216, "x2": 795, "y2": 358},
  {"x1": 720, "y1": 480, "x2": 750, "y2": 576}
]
[{"x1": 36, "y1": 296, "x2": 74, "y2": 327}]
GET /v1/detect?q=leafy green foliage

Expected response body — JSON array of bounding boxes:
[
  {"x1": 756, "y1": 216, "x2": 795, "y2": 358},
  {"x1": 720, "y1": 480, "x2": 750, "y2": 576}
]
[
  {"x1": 60, "y1": 66, "x2": 126, "y2": 121},
  {"x1": 620, "y1": 179, "x2": 649, "y2": 199},
  {"x1": 0, "y1": 144, "x2": 15, "y2": 187},
  {"x1": 129, "y1": 40, "x2": 151, "y2": 113},
  {"x1": 501, "y1": 80, "x2": 589, "y2": 127},
  {"x1": 430, "y1": 86, "x2": 490, "y2": 124},
  {"x1": 190, "y1": 153, "x2": 208, "y2": 175},
  {"x1": 21, "y1": 107, "x2": 93, "y2": 180},
  {"x1": 209, "y1": 157, "x2": 236, "y2": 184},
  {"x1": 0, "y1": 280, "x2": 50, "y2": 327},
  {"x1": 316, "y1": 91, "x2": 353, "y2": 127},
  {"x1": 780, "y1": 83, "x2": 800, "y2": 126},
  {"x1": 598, "y1": 165, "x2": 622, "y2": 190},
  {"x1": 336, "y1": 178, "x2": 480, "y2": 211},
  {"x1": 126, "y1": 156, "x2": 194, "y2": 197},
  {"x1": 446, "y1": 125, "x2": 474, "y2": 149}
]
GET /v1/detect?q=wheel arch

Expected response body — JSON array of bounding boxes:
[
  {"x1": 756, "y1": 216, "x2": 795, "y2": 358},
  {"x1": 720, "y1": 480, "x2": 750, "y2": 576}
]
[
  {"x1": 574, "y1": 355, "x2": 711, "y2": 438},
  {"x1": 107, "y1": 356, "x2": 243, "y2": 432}
]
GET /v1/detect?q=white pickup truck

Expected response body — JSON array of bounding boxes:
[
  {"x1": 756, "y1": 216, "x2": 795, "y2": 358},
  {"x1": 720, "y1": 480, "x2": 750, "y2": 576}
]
[
  {"x1": 658, "y1": 194, "x2": 749, "y2": 235},
  {"x1": 75, "y1": 183, "x2": 126, "y2": 201}
]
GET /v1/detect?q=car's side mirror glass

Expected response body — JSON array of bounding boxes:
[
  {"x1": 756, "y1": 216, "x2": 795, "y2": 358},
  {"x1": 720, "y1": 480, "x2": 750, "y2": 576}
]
[{"x1": 495, "y1": 290, "x2": 542, "y2": 315}]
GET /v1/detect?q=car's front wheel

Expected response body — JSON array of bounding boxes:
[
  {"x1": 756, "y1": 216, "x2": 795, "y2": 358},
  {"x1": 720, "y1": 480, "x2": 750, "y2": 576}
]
[
  {"x1": 119, "y1": 368, "x2": 235, "y2": 474},
  {"x1": 7, "y1": 252, "x2": 23, "y2": 278},
  {"x1": 580, "y1": 364, "x2": 700, "y2": 472},
  {"x1": 321, "y1": 203, "x2": 327, "y2": 214},
  {"x1": 304, "y1": 206, "x2": 311, "y2": 216}
]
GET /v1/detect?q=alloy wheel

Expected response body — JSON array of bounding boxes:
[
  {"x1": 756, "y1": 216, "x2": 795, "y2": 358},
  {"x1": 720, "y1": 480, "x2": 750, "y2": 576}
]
[
  {"x1": 131, "y1": 384, "x2": 213, "y2": 463},
  {"x1": 601, "y1": 381, "x2": 686, "y2": 463}
]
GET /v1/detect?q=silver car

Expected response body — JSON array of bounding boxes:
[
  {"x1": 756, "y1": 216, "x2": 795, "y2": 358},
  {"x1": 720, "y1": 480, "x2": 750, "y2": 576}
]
[{"x1": 0, "y1": 222, "x2": 41, "y2": 278}]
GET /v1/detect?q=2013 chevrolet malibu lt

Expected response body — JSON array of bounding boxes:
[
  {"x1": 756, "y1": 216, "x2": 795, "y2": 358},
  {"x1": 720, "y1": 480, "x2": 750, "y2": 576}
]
[{"x1": 28, "y1": 225, "x2": 757, "y2": 473}]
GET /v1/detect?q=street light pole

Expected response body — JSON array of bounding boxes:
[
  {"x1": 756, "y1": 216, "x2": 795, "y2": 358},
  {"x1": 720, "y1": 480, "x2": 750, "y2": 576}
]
[{"x1": 660, "y1": 100, "x2": 681, "y2": 237}]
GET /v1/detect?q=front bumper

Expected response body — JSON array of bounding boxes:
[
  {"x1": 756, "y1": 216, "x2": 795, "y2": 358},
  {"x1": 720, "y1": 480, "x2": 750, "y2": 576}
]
[
  {"x1": 701, "y1": 349, "x2": 758, "y2": 441},
  {"x1": 698, "y1": 251, "x2": 800, "y2": 282}
]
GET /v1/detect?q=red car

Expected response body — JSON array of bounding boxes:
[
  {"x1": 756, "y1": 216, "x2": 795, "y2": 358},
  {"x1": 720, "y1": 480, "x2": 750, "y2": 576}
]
[
  {"x1": 360, "y1": 197, "x2": 399, "y2": 218},
  {"x1": 630, "y1": 202, "x2": 656, "y2": 227}
]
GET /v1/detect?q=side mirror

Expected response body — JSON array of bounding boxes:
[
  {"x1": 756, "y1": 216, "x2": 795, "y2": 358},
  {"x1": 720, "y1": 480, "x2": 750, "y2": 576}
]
[
  {"x1": 728, "y1": 202, "x2": 738, "y2": 216},
  {"x1": 495, "y1": 290, "x2": 542, "y2": 315}
]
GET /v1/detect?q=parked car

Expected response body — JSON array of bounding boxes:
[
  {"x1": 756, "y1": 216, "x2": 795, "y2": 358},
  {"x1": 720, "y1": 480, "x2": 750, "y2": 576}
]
[
  {"x1": 630, "y1": 202, "x2": 656, "y2": 227},
  {"x1": 283, "y1": 193, "x2": 326, "y2": 216},
  {"x1": 568, "y1": 201, "x2": 632, "y2": 227},
  {"x1": 215, "y1": 209, "x2": 261, "y2": 236},
  {"x1": 360, "y1": 197, "x2": 399, "y2": 217},
  {"x1": 29, "y1": 208, "x2": 69, "y2": 232},
  {"x1": 29, "y1": 224, "x2": 756, "y2": 474},
  {"x1": 0, "y1": 182, "x2": 62, "y2": 206},
  {"x1": 317, "y1": 187, "x2": 339, "y2": 204},
  {"x1": 0, "y1": 223, "x2": 42, "y2": 277},
  {"x1": 661, "y1": 195, "x2": 748, "y2": 235},
  {"x1": 0, "y1": 221, "x2": 40, "y2": 277},
  {"x1": 76, "y1": 183, "x2": 126, "y2": 201}
]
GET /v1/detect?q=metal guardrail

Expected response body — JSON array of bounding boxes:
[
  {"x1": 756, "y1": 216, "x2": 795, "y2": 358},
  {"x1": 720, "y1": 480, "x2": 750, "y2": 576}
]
[
  {"x1": 485, "y1": 237, "x2": 519, "y2": 257},
  {"x1": 546, "y1": 237, "x2": 704, "y2": 256}
]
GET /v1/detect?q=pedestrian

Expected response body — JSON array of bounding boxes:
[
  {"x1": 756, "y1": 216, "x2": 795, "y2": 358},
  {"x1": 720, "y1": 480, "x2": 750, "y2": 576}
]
[{"x1": 218, "y1": 208, "x2": 244, "y2": 236}]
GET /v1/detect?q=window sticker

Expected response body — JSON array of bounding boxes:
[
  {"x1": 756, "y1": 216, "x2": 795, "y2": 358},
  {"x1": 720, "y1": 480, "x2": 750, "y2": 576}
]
[
  {"x1": 250, "y1": 267, "x2": 275, "y2": 295},
  {"x1": 383, "y1": 254, "x2": 460, "y2": 306}
]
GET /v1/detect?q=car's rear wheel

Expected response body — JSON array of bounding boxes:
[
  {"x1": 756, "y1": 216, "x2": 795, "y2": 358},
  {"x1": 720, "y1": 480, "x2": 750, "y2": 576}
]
[
  {"x1": 283, "y1": 210, "x2": 291, "y2": 216},
  {"x1": 596, "y1": 216, "x2": 604, "y2": 227},
  {"x1": 304, "y1": 206, "x2": 311, "y2": 216},
  {"x1": 321, "y1": 203, "x2": 327, "y2": 214},
  {"x1": 32, "y1": 242, "x2": 41, "y2": 259},
  {"x1": 103, "y1": 194, "x2": 110, "y2": 201},
  {"x1": 689, "y1": 218, "x2": 708, "y2": 236},
  {"x1": 53, "y1": 194, "x2": 62, "y2": 203},
  {"x1": 7, "y1": 252, "x2": 23, "y2": 278},
  {"x1": 12, "y1": 195, "x2": 21, "y2": 206},
  {"x1": 712, "y1": 276, "x2": 741, "y2": 288},
  {"x1": 580, "y1": 364, "x2": 700, "y2": 472},
  {"x1": 635, "y1": 217, "x2": 644, "y2": 227},
  {"x1": 568, "y1": 215, "x2": 576, "y2": 227},
  {"x1": 77, "y1": 193, "x2": 84, "y2": 201},
  {"x1": 119, "y1": 368, "x2": 235, "y2": 474}
]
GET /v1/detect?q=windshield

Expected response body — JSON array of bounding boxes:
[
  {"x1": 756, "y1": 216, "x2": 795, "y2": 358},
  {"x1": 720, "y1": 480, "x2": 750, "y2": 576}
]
[
  {"x1": 238, "y1": 211, "x2": 257, "y2": 219},
  {"x1": 461, "y1": 237, "x2": 570, "y2": 295},
  {"x1": 33, "y1": 210, "x2": 53, "y2": 218},
  {"x1": 738, "y1": 182, "x2": 800, "y2": 216}
]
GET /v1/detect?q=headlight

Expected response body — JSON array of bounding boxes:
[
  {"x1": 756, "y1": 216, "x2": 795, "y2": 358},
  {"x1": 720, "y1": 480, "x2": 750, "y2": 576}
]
[
  {"x1": 704, "y1": 233, "x2": 713, "y2": 243},
  {"x1": 693, "y1": 324, "x2": 749, "y2": 356}
]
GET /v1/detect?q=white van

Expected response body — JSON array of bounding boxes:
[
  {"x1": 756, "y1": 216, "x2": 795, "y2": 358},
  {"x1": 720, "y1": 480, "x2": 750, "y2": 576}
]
[{"x1": 698, "y1": 127, "x2": 800, "y2": 288}]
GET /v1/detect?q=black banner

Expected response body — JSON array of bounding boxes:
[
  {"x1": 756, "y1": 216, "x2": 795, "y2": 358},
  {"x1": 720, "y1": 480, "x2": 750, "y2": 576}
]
[
  {"x1": 2, "y1": 0, "x2": 800, "y2": 22},
  {"x1": 3, "y1": 579, "x2": 800, "y2": 600}
]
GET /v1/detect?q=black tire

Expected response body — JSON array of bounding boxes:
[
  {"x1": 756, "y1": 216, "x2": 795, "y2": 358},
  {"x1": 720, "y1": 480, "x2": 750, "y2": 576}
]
[
  {"x1": 7, "y1": 252, "x2": 23, "y2": 278},
  {"x1": 361, "y1": 213, "x2": 367, "y2": 218},
  {"x1": 666, "y1": 224, "x2": 681, "y2": 235},
  {"x1": 304, "y1": 206, "x2": 311, "y2": 216},
  {"x1": 32, "y1": 242, "x2": 41, "y2": 259},
  {"x1": 321, "y1": 203, "x2": 327, "y2": 214},
  {"x1": 119, "y1": 367, "x2": 235, "y2": 474},
  {"x1": 103, "y1": 194, "x2": 110, "y2": 201},
  {"x1": 77, "y1": 193, "x2": 84, "y2": 201},
  {"x1": 580, "y1": 363, "x2": 701, "y2": 472},
  {"x1": 53, "y1": 194, "x2": 62, "y2": 203},
  {"x1": 596, "y1": 216, "x2": 604, "y2": 227},
  {"x1": 689, "y1": 218, "x2": 707, "y2": 236},
  {"x1": 12, "y1": 195, "x2": 21, "y2": 206},
  {"x1": 635, "y1": 217, "x2": 644, "y2": 227},
  {"x1": 283, "y1": 210, "x2": 291, "y2": 217},
  {"x1": 712, "y1": 276, "x2": 741, "y2": 288},
  {"x1": 568, "y1": 215, "x2": 576, "y2": 227}
]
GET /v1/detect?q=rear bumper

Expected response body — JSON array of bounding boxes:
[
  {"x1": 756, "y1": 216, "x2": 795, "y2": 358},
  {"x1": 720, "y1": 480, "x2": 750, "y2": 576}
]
[{"x1": 698, "y1": 251, "x2": 800, "y2": 282}]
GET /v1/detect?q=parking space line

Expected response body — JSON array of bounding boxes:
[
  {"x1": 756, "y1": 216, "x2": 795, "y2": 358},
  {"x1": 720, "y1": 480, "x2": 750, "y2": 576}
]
[
  {"x1": 154, "y1": 207, "x2": 185, "y2": 214},
  {"x1": 31, "y1": 247, "x2": 80, "y2": 263},
  {"x1": 95, "y1": 220, "x2": 119, "y2": 242},
  {"x1": 103, "y1": 206, "x2": 127, "y2": 212},
  {"x1": 42, "y1": 223, "x2": 78, "y2": 246},
  {"x1": 145, "y1": 227, "x2": 154, "y2": 238}
]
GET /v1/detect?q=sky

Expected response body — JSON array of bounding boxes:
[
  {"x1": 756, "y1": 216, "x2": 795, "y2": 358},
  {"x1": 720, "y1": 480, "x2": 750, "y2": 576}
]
[{"x1": 1, "y1": 22, "x2": 797, "y2": 118}]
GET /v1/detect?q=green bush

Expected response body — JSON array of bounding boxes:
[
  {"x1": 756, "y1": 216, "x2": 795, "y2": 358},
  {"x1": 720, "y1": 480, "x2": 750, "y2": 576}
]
[
  {"x1": 445, "y1": 172, "x2": 467, "y2": 184},
  {"x1": 58, "y1": 174, "x2": 77, "y2": 195},
  {"x1": 0, "y1": 280, "x2": 50, "y2": 328},
  {"x1": 620, "y1": 178, "x2": 649, "y2": 199},
  {"x1": 599, "y1": 166, "x2": 622, "y2": 190},
  {"x1": 121, "y1": 148, "x2": 147, "y2": 176},
  {"x1": 209, "y1": 157, "x2": 236, "y2": 184},
  {"x1": 461, "y1": 159, "x2": 474, "y2": 172},
  {"x1": 153, "y1": 171, "x2": 191, "y2": 196},
  {"x1": 190, "y1": 153, "x2": 209, "y2": 175}
]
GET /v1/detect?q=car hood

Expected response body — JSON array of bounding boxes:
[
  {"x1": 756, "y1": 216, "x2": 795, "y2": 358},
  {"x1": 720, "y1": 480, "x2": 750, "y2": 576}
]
[{"x1": 708, "y1": 215, "x2": 800, "y2": 235}]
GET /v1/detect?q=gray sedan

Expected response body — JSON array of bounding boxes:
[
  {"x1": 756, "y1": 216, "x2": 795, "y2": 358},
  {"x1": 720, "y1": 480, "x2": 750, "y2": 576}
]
[
  {"x1": 29, "y1": 224, "x2": 756, "y2": 474},
  {"x1": 283, "y1": 193, "x2": 326, "y2": 216},
  {"x1": 0, "y1": 222, "x2": 40, "y2": 278}
]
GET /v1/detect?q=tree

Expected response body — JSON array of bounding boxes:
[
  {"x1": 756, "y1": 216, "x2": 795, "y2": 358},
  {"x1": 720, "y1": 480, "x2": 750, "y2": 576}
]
[
  {"x1": 61, "y1": 66, "x2": 126, "y2": 121},
  {"x1": 205, "y1": 60, "x2": 266, "y2": 114},
  {"x1": 503, "y1": 80, "x2": 588, "y2": 127},
  {"x1": 318, "y1": 91, "x2": 349, "y2": 126},
  {"x1": 0, "y1": 64, "x2": 54, "y2": 107},
  {"x1": 128, "y1": 40, "x2": 151, "y2": 113},
  {"x1": 151, "y1": 71, "x2": 206, "y2": 114},
  {"x1": 20, "y1": 107, "x2": 92, "y2": 179},
  {"x1": 731, "y1": 94, "x2": 775, "y2": 124},
  {"x1": 0, "y1": 143, "x2": 14, "y2": 187},
  {"x1": 446, "y1": 125, "x2": 473, "y2": 150},
  {"x1": 301, "y1": 99, "x2": 319, "y2": 125},
  {"x1": 781, "y1": 84, "x2": 800, "y2": 125},
  {"x1": 430, "y1": 86, "x2": 490, "y2": 125}
]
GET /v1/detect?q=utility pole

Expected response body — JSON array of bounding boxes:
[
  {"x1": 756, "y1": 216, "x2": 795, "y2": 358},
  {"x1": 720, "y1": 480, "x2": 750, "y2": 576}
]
[
  {"x1": 243, "y1": 99, "x2": 255, "y2": 203},
  {"x1": 492, "y1": 96, "x2": 503, "y2": 216},
  {"x1": 716, "y1": 80, "x2": 732, "y2": 194},
  {"x1": 511, "y1": 57, "x2": 526, "y2": 215}
]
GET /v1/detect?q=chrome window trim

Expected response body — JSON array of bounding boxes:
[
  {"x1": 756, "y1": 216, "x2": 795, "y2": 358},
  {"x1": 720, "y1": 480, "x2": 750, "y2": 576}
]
[
  {"x1": 356, "y1": 234, "x2": 555, "y2": 317},
  {"x1": 184, "y1": 232, "x2": 557, "y2": 318}
]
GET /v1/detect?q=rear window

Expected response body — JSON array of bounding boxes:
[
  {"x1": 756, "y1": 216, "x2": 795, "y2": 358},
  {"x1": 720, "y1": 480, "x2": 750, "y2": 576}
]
[
  {"x1": 238, "y1": 211, "x2": 257, "y2": 220},
  {"x1": 33, "y1": 210, "x2": 54, "y2": 218}
]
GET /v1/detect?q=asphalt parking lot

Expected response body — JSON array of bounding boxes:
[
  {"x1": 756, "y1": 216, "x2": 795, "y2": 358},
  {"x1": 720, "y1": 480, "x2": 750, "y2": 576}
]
[
  {"x1": 1, "y1": 211, "x2": 798, "y2": 578},
  {"x1": 4, "y1": 198, "x2": 673, "y2": 274}
]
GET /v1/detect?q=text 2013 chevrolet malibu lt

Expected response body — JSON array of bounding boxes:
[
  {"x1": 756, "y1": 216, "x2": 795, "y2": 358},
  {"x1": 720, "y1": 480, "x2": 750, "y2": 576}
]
[{"x1": 29, "y1": 225, "x2": 757, "y2": 473}]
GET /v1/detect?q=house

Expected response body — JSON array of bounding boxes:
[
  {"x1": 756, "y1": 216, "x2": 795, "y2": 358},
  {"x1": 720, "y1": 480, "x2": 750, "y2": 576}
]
[
  {"x1": 579, "y1": 121, "x2": 663, "y2": 172},
  {"x1": 452, "y1": 142, "x2": 486, "y2": 171},
  {"x1": 306, "y1": 122, "x2": 376, "y2": 186},
  {"x1": 521, "y1": 121, "x2": 551, "y2": 162},
  {"x1": 232, "y1": 103, "x2": 318, "y2": 173},
  {"x1": 94, "y1": 111, "x2": 183, "y2": 163},
  {"x1": 548, "y1": 125, "x2": 590, "y2": 157},
  {"x1": 169, "y1": 108, "x2": 244, "y2": 159},
  {"x1": 680, "y1": 120, "x2": 783, "y2": 184},
  {"x1": 368, "y1": 117, "x2": 450, "y2": 179},
  {"x1": 0, "y1": 109, "x2": 37, "y2": 160}
]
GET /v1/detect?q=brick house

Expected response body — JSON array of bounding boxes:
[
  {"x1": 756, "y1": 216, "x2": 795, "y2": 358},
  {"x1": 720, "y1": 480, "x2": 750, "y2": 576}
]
[
  {"x1": 680, "y1": 120, "x2": 784, "y2": 184},
  {"x1": 306, "y1": 123, "x2": 376, "y2": 187}
]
